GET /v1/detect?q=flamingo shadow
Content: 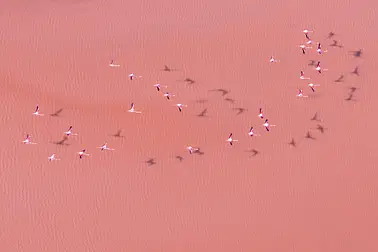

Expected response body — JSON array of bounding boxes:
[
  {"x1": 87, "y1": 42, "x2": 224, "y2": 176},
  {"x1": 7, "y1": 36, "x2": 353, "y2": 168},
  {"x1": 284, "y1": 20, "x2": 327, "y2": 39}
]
[
  {"x1": 50, "y1": 108, "x2": 64, "y2": 117},
  {"x1": 146, "y1": 158, "x2": 157, "y2": 166},
  {"x1": 111, "y1": 130, "x2": 125, "y2": 138},
  {"x1": 52, "y1": 136, "x2": 70, "y2": 146}
]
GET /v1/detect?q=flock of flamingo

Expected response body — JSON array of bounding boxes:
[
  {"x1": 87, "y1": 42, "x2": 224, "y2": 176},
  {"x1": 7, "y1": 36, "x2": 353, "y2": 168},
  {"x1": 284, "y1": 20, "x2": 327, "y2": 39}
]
[{"x1": 23, "y1": 29, "x2": 360, "y2": 162}]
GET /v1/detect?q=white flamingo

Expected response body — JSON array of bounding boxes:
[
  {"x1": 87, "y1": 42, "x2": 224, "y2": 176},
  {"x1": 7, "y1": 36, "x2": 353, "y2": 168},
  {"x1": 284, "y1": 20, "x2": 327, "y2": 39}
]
[
  {"x1": 269, "y1": 56, "x2": 279, "y2": 63},
  {"x1": 174, "y1": 104, "x2": 187, "y2": 112},
  {"x1": 128, "y1": 103, "x2": 142, "y2": 114},
  {"x1": 263, "y1": 119, "x2": 276, "y2": 132},
  {"x1": 248, "y1": 127, "x2": 260, "y2": 137},
  {"x1": 297, "y1": 89, "x2": 308, "y2": 98},
  {"x1": 128, "y1": 73, "x2": 142, "y2": 80},
  {"x1": 109, "y1": 60, "x2": 120, "y2": 67},
  {"x1": 299, "y1": 44, "x2": 312, "y2": 54},
  {"x1": 77, "y1": 149, "x2": 90, "y2": 159},
  {"x1": 316, "y1": 43, "x2": 328, "y2": 54},
  {"x1": 32, "y1": 105, "x2": 44, "y2": 116},
  {"x1": 64, "y1": 126, "x2": 78, "y2": 136},
  {"x1": 315, "y1": 61, "x2": 328, "y2": 74},
  {"x1": 258, "y1": 108, "x2": 264, "y2": 119},
  {"x1": 308, "y1": 83, "x2": 320, "y2": 92},
  {"x1": 163, "y1": 92, "x2": 175, "y2": 100},
  {"x1": 186, "y1": 146, "x2": 199, "y2": 154},
  {"x1": 97, "y1": 143, "x2": 115, "y2": 151},
  {"x1": 153, "y1": 83, "x2": 168, "y2": 91},
  {"x1": 48, "y1": 154, "x2": 60, "y2": 161},
  {"x1": 226, "y1": 133, "x2": 238, "y2": 145},
  {"x1": 22, "y1": 134, "x2": 37, "y2": 144}
]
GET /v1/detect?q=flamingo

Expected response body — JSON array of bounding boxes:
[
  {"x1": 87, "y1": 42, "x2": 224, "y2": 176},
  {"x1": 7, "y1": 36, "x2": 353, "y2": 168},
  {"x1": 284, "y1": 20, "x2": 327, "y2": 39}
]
[
  {"x1": 32, "y1": 105, "x2": 44, "y2": 116},
  {"x1": 97, "y1": 143, "x2": 115, "y2": 151},
  {"x1": 226, "y1": 133, "x2": 238, "y2": 145},
  {"x1": 78, "y1": 149, "x2": 90, "y2": 159},
  {"x1": 22, "y1": 134, "x2": 37, "y2": 144},
  {"x1": 64, "y1": 126, "x2": 78, "y2": 136},
  {"x1": 48, "y1": 154, "x2": 60, "y2": 161},
  {"x1": 128, "y1": 103, "x2": 142, "y2": 114},
  {"x1": 186, "y1": 146, "x2": 199, "y2": 154},
  {"x1": 174, "y1": 104, "x2": 187, "y2": 112},
  {"x1": 297, "y1": 89, "x2": 308, "y2": 98},
  {"x1": 109, "y1": 60, "x2": 120, "y2": 67},
  {"x1": 263, "y1": 119, "x2": 276, "y2": 131}
]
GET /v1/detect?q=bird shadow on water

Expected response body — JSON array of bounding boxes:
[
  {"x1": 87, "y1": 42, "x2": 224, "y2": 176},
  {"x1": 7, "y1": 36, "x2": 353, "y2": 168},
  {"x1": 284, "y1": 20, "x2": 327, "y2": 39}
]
[
  {"x1": 196, "y1": 108, "x2": 209, "y2": 118},
  {"x1": 52, "y1": 136, "x2": 70, "y2": 146},
  {"x1": 110, "y1": 130, "x2": 125, "y2": 138},
  {"x1": 233, "y1": 107, "x2": 247, "y2": 116},
  {"x1": 161, "y1": 65, "x2": 179, "y2": 72},
  {"x1": 208, "y1": 89, "x2": 229, "y2": 96},
  {"x1": 305, "y1": 131, "x2": 316, "y2": 140},
  {"x1": 315, "y1": 124, "x2": 326, "y2": 134},
  {"x1": 350, "y1": 66, "x2": 360, "y2": 76},
  {"x1": 308, "y1": 60, "x2": 317, "y2": 66},
  {"x1": 182, "y1": 78, "x2": 195, "y2": 85},
  {"x1": 245, "y1": 149, "x2": 259, "y2": 157},
  {"x1": 175, "y1": 156, "x2": 184, "y2": 162},
  {"x1": 329, "y1": 40, "x2": 343, "y2": 48},
  {"x1": 310, "y1": 112, "x2": 321, "y2": 122},
  {"x1": 224, "y1": 97, "x2": 235, "y2": 104},
  {"x1": 334, "y1": 74, "x2": 345, "y2": 83},
  {"x1": 326, "y1": 32, "x2": 336, "y2": 39},
  {"x1": 349, "y1": 87, "x2": 358, "y2": 93},
  {"x1": 146, "y1": 158, "x2": 157, "y2": 166},
  {"x1": 288, "y1": 138, "x2": 297, "y2": 147},
  {"x1": 50, "y1": 108, "x2": 64, "y2": 117},
  {"x1": 345, "y1": 93, "x2": 358, "y2": 102},
  {"x1": 348, "y1": 49, "x2": 363, "y2": 58}
]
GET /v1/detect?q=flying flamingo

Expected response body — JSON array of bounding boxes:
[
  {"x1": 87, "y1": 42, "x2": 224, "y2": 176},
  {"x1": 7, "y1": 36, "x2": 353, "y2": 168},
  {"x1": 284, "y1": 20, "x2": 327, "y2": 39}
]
[
  {"x1": 109, "y1": 60, "x2": 120, "y2": 67},
  {"x1": 163, "y1": 92, "x2": 175, "y2": 100},
  {"x1": 269, "y1": 56, "x2": 279, "y2": 63},
  {"x1": 64, "y1": 126, "x2": 78, "y2": 136},
  {"x1": 128, "y1": 103, "x2": 142, "y2": 114},
  {"x1": 97, "y1": 143, "x2": 115, "y2": 151},
  {"x1": 48, "y1": 154, "x2": 60, "y2": 161},
  {"x1": 173, "y1": 104, "x2": 187, "y2": 112},
  {"x1": 248, "y1": 127, "x2": 260, "y2": 137},
  {"x1": 299, "y1": 44, "x2": 312, "y2": 54},
  {"x1": 128, "y1": 73, "x2": 142, "y2": 80},
  {"x1": 22, "y1": 134, "x2": 37, "y2": 144},
  {"x1": 153, "y1": 83, "x2": 168, "y2": 91},
  {"x1": 315, "y1": 61, "x2": 328, "y2": 73},
  {"x1": 32, "y1": 105, "x2": 44, "y2": 116},
  {"x1": 263, "y1": 119, "x2": 276, "y2": 131},
  {"x1": 77, "y1": 149, "x2": 90, "y2": 159},
  {"x1": 258, "y1": 108, "x2": 264, "y2": 119},
  {"x1": 186, "y1": 146, "x2": 199, "y2": 154},
  {"x1": 303, "y1": 30, "x2": 313, "y2": 44},
  {"x1": 303, "y1": 29, "x2": 313, "y2": 40},
  {"x1": 300, "y1": 71, "x2": 311, "y2": 80},
  {"x1": 308, "y1": 83, "x2": 320, "y2": 92},
  {"x1": 226, "y1": 133, "x2": 238, "y2": 145},
  {"x1": 316, "y1": 43, "x2": 328, "y2": 54},
  {"x1": 297, "y1": 89, "x2": 308, "y2": 98}
]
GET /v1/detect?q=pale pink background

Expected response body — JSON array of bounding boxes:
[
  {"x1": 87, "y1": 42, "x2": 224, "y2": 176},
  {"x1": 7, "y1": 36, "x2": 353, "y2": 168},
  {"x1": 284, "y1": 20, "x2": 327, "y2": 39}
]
[{"x1": 0, "y1": 0, "x2": 377, "y2": 251}]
